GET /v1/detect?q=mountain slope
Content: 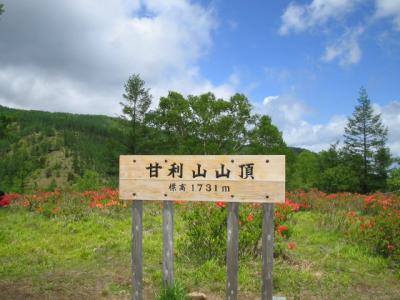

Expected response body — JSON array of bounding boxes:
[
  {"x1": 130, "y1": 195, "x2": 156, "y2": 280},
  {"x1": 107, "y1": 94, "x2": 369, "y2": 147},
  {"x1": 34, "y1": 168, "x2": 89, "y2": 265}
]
[{"x1": 0, "y1": 105, "x2": 127, "y2": 192}]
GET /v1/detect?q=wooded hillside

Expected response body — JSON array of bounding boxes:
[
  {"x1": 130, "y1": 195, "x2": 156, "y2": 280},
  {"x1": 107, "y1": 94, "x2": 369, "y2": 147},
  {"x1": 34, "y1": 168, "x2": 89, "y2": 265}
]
[
  {"x1": 0, "y1": 87, "x2": 396, "y2": 194},
  {"x1": 0, "y1": 105, "x2": 127, "y2": 192}
]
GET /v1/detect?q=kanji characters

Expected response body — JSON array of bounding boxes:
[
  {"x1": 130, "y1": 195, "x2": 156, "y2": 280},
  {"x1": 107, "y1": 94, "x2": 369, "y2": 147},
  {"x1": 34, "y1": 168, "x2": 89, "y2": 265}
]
[
  {"x1": 146, "y1": 162, "x2": 162, "y2": 178},
  {"x1": 239, "y1": 163, "x2": 254, "y2": 179}
]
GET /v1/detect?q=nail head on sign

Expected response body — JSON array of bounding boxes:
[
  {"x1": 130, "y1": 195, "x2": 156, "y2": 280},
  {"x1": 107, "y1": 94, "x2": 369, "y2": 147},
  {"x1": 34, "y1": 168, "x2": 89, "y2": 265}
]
[
  {"x1": 133, "y1": 160, "x2": 136, "y2": 163},
  {"x1": 266, "y1": 159, "x2": 269, "y2": 163},
  {"x1": 164, "y1": 194, "x2": 167, "y2": 197},
  {"x1": 231, "y1": 159, "x2": 234, "y2": 163},
  {"x1": 231, "y1": 195, "x2": 234, "y2": 198},
  {"x1": 132, "y1": 193, "x2": 136, "y2": 196},
  {"x1": 266, "y1": 195, "x2": 269, "y2": 199},
  {"x1": 165, "y1": 159, "x2": 168, "y2": 163}
]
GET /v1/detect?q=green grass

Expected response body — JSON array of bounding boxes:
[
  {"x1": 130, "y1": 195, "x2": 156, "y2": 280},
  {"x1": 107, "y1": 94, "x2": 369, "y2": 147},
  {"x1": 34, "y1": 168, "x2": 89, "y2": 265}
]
[
  {"x1": 156, "y1": 283, "x2": 188, "y2": 300},
  {"x1": 0, "y1": 205, "x2": 399, "y2": 299}
]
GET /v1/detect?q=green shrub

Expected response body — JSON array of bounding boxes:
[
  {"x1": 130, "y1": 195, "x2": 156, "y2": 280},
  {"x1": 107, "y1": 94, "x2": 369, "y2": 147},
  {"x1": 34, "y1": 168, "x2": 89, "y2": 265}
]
[
  {"x1": 387, "y1": 168, "x2": 400, "y2": 192},
  {"x1": 179, "y1": 202, "x2": 268, "y2": 262},
  {"x1": 72, "y1": 170, "x2": 101, "y2": 191}
]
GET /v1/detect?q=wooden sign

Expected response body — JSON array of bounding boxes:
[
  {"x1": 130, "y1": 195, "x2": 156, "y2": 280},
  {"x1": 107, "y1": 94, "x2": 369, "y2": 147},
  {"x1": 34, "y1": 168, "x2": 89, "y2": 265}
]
[{"x1": 119, "y1": 155, "x2": 285, "y2": 203}]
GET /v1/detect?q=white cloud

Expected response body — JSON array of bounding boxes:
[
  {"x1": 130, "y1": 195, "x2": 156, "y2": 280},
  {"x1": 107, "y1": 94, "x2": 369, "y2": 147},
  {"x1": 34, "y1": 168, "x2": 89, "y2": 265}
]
[
  {"x1": 322, "y1": 26, "x2": 364, "y2": 66},
  {"x1": 256, "y1": 94, "x2": 345, "y2": 151},
  {"x1": 373, "y1": 101, "x2": 400, "y2": 156},
  {"x1": 279, "y1": 3, "x2": 308, "y2": 35},
  {"x1": 256, "y1": 94, "x2": 311, "y2": 125},
  {"x1": 279, "y1": 0, "x2": 360, "y2": 35},
  {"x1": 375, "y1": 0, "x2": 400, "y2": 31},
  {"x1": 279, "y1": 1, "x2": 369, "y2": 67},
  {"x1": 0, "y1": 0, "x2": 237, "y2": 115},
  {"x1": 263, "y1": 95, "x2": 279, "y2": 105},
  {"x1": 256, "y1": 95, "x2": 400, "y2": 156}
]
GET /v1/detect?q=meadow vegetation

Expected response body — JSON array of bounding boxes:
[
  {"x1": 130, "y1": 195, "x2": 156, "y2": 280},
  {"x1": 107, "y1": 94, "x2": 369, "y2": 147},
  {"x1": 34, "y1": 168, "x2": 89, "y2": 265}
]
[{"x1": 0, "y1": 189, "x2": 399, "y2": 299}]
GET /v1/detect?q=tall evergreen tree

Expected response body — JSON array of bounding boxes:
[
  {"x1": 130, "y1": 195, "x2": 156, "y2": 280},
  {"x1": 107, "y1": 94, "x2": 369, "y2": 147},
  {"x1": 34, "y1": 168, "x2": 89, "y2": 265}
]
[
  {"x1": 120, "y1": 74, "x2": 152, "y2": 154},
  {"x1": 344, "y1": 87, "x2": 390, "y2": 192},
  {"x1": 0, "y1": 4, "x2": 4, "y2": 16}
]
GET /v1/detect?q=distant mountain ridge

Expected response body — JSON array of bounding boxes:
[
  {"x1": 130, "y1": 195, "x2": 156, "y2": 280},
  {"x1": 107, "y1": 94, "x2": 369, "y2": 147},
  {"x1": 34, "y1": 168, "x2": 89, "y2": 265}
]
[{"x1": 289, "y1": 146, "x2": 309, "y2": 154}]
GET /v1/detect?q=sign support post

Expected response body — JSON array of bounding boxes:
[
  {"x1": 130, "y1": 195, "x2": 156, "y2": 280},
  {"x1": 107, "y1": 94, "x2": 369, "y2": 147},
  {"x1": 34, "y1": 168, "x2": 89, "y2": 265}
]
[
  {"x1": 226, "y1": 202, "x2": 239, "y2": 300},
  {"x1": 162, "y1": 200, "x2": 174, "y2": 287},
  {"x1": 131, "y1": 200, "x2": 143, "y2": 300},
  {"x1": 262, "y1": 203, "x2": 275, "y2": 300}
]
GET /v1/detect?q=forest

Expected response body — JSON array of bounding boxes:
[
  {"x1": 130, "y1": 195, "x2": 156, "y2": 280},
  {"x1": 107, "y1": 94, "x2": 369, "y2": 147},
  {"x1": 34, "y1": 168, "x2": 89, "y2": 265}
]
[{"x1": 0, "y1": 76, "x2": 398, "y2": 195}]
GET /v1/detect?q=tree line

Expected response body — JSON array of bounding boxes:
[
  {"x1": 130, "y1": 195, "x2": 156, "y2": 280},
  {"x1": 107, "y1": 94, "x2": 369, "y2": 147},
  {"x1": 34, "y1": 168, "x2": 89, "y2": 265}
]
[
  {"x1": 120, "y1": 75, "x2": 396, "y2": 194},
  {"x1": 0, "y1": 74, "x2": 397, "y2": 194}
]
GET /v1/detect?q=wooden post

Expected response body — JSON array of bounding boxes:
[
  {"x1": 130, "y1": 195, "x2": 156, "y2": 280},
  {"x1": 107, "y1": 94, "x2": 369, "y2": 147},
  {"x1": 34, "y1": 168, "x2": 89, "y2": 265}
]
[
  {"x1": 131, "y1": 200, "x2": 143, "y2": 300},
  {"x1": 162, "y1": 201, "x2": 174, "y2": 287},
  {"x1": 226, "y1": 202, "x2": 239, "y2": 300},
  {"x1": 261, "y1": 203, "x2": 274, "y2": 300}
]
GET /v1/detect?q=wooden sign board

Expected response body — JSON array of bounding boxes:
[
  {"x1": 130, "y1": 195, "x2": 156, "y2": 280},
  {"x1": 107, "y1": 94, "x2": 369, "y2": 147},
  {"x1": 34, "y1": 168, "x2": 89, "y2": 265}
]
[{"x1": 119, "y1": 155, "x2": 285, "y2": 203}]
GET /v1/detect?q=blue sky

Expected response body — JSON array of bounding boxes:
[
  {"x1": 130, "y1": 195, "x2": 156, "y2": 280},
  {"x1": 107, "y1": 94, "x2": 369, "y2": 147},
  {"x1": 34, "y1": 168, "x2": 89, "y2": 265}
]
[
  {"x1": 0, "y1": 0, "x2": 399, "y2": 154},
  {"x1": 200, "y1": 0, "x2": 399, "y2": 121}
]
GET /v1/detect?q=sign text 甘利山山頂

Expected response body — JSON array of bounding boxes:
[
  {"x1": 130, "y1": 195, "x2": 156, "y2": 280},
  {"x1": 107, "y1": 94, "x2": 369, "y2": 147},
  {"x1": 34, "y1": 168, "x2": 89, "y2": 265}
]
[{"x1": 119, "y1": 155, "x2": 285, "y2": 203}]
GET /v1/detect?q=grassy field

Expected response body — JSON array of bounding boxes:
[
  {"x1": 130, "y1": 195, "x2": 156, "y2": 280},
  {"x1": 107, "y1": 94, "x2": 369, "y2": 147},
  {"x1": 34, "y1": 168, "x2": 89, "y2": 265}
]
[{"x1": 0, "y1": 191, "x2": 399, "y2": 300}]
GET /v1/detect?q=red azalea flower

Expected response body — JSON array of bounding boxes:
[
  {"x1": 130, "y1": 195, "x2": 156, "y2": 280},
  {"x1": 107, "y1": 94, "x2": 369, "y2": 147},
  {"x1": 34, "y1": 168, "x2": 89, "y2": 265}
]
[
  {"x1": 277, "y1": 225, "x2": 289, "y2": 237},
  {"x1": 287, "y1": 242, "x2": 297, "y2": 250},
  {"x1": 246, "y1": 213, "x2": 254, "y2": 222},
  {"x1": 0, "y1": 194, "x2": 11, "y2": 207},
  {"x1": 215, "y1": 201, "x2": 226, "y2": 208}
]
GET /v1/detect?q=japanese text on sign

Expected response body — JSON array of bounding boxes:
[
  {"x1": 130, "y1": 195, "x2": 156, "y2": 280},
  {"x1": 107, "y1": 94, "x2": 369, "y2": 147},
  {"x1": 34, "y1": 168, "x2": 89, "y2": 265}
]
[
  {"x1": 144, "y1": 162, "x2": 255, "y2": 180},
  {"x1": 119, "y1": 155, "x2": 285, "y2": 203}
]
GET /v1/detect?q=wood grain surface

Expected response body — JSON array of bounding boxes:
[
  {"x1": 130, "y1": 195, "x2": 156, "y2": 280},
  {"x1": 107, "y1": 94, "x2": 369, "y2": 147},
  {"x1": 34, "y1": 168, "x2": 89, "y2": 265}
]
[{"x1": 120, "y1": 155, "x2": 285, "y2": 203}]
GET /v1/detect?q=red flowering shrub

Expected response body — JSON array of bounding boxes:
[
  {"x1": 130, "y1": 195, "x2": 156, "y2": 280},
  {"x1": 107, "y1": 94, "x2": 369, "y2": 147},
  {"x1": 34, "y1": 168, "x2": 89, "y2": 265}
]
[
  {"x1": 180, "y1": 198, "x2": 301, "y2": 262},
  {"x1": 277, "y1": 225, "x2": 290, "y2": 238},
  {"x1": 10, "y1": 189, "x2": 127, "y2": 220},
  {"x1": 288, "y1": 190, "x2": 400, "y2": 262},
  {"x1": 0, "y1": 194, "x2": 12, "y2": 207}
]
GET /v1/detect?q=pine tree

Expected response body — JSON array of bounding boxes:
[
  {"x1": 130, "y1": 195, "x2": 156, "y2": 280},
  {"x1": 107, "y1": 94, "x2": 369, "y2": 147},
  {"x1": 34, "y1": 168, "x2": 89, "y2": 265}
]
[
  {"x1": 344, "y1": 87, "x2": 390, "y2": 193},
  {"x1": 120, "y1": 74, "x2": 152, "y2": 154}
]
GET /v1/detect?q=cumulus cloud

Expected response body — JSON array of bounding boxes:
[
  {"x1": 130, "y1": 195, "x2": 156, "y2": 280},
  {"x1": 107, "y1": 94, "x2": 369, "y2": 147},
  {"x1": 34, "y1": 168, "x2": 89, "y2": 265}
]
[
  {"x1": 279, "y1": 0, "x2": 365, "y2": 67},
  {"x1": 373, "y1": 101, "x2": 400, "y2": 156},
  {"x1": 256, "y1": 95, "x2": 400, "y2": 156},
  {"x1": 255, "y1": 94, "x2": 345, "y2": 151},
  {"x1": 279, "y1": 0, "x2": 360, "y2": 35},
  {"x1": 375, "y1": 0, "x2": 400, "y2": 31},
  {"x1": 322, "y1": 26, "x2": 365, "y2": 66},
  {"x1": 263, "y1": 95, "x2": 279, "y2": 105},
  {"x1": 279, "y1": 1, "x2": 392, "y2": 67},
  {"x1": 0, "y1": 0, "x2": 237, "y2": 115}
]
